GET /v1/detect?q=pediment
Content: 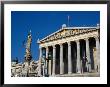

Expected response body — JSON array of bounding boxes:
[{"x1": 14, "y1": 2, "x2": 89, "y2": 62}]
[{"x1": 39, "y1": 27, "x2": 97, "y2": 43}]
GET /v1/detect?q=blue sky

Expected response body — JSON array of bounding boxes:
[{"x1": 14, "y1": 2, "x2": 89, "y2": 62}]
[{"x1": 11, "y1": 11, "x2": 100, "y2": 63}]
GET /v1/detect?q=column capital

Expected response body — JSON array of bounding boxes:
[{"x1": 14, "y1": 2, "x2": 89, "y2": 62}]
[
  {"x1": 45, "y1": 46, "x2": 49, "y2": 49},
  {"x1": 76, "y1": 40, "x2": 80, "y2": 44},
  {"x1": 53, "y1": 45, "x2": 56, "y2": 49},
  {"x1": 84, "y1": 38, "x2": 89, "y2": 41},
  {"x1": 67, "y1": 41, "x2": 71, "y2": 46},
  {"x1": 95, "y1": 36, "x2": 99, "y2": 41},
  {"x1": 39, "y1": 46, "x2": 42, "y2": 49},
  {"x1": 59, "y1": 43, "x2": 63, "y2": 46}
]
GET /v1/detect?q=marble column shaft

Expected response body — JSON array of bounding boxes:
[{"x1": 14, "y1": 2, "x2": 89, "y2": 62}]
[
  {"x1": 76, "y1": 40, "x2": 81, "y2": 73},
  {"x1": 68, "y1": 42, "x2": 72, "y2": 74},
  {"x1": 52, "y1": 45, "x2": 56, "y2": 76},
  {"x1": 96, "y1": 36, "x2": 100, "y2": 72},
  {"x1": 46, "y1": 47, "x2": 48, "y2": 59},
  {"x1": 38, "y1": 47, "x2": 42, "y2": 76},
  {"x1": 86, "y1": 38, "x2": 91, "y2": 72},
  {"x1": 60, "y1": 43, "x2": 64, "y2": 74},
  {"x1": 46, "y1": 47, "x2": 48, "y2": 75},
  {"x1": 42, "y1": 65, "x2": 45, "y2": 77}
]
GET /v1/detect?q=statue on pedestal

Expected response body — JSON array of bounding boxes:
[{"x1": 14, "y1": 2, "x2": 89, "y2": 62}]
[
  {"x1": 24, "y1": 30, "x2": 32, "y2": 62},
  {"x1": 22, "y1": 30, "x2": 32, "y2": 77}
]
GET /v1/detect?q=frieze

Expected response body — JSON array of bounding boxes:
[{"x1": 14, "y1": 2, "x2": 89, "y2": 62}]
[{"x1": 40, "y1": 29, "x2": 98, "y2": 43}]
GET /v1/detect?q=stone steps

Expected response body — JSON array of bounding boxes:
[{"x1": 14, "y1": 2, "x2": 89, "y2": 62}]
[{"x1": 54, "y1": 72, "x2": 100, "y2": 77}]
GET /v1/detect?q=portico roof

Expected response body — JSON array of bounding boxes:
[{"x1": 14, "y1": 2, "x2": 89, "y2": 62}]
[{"x1": 38, "y1": 25, "x2": 99, "y2": 44}]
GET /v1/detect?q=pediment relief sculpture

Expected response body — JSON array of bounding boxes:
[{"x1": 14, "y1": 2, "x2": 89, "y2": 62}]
[{"x1": 40, "y1": 28, "x2": 98, "y2": 43}]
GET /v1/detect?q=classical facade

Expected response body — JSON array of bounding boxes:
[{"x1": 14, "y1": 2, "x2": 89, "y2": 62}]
[{"x1": 38, "y1": 24, "x2": 100, "y2": 77}]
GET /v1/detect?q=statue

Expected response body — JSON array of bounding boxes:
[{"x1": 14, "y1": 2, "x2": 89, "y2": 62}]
[{"x1": 24, "y1": 30, "x2": 32, "y2": 62}]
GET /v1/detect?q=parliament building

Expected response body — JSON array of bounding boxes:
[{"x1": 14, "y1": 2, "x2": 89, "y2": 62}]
[{"x1": 38, "y1": 24, "x2": 100, "y2": 77}]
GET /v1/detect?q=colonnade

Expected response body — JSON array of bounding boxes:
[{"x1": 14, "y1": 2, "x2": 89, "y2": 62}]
[{"x1": 38, "y1": 36, "x2": 100, "y2": 76}]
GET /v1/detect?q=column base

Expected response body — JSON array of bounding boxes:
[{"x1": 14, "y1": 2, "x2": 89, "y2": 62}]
[
  {"x1": 52, "y1": 73, "x2": 55, "y2": 76},
  {"x1": 60, "y1": 73, "x2": 64, "y2": 75},
  {"x1": 38, "y1": 75, "x2": 42, "y2": 77},
  {"x1": 77, "y1": 71, "x2": 81, "y2": 74},
  {"x1": 68, "y1": 72, "x2": 72, "y2": 74},
  {"x1": 60, "y1": 70, "x2": 64, "y2": 75},
  {"x1": 87, "y1": 68, "x2": 92, "y2": 73},
  {"x1": 44, "y1": 74, "x2": 49, "y2": 77},
  {"x1": 38, "y1": 73, "x2": 41, "y2": 77}
]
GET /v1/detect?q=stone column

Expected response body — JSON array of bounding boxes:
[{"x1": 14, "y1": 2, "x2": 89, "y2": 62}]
[
  {"x1": 42, "y1": 63, "x2": 45, "y2": 77},
  {"x1": 38, "y1": 46, "x2": 42, "y2": 76},
  {"x1": 48, "y1": 60, "x2": 51, "y2": 76},
  {"x1": 85, "y1": 38, "x2": 91, "y2": 72},
  {"x1": 68, "y1": 42, "x2": 72, "y2": 74},
  {"x1": 52, "y1": 45, "x2": 56, "y2": 76},
  {"x1": 76, "y1": 40, "x2": 81, "y2": 73},
  {"x1": 46, "y1": 47, "x2": 48, "y2": 75},
  {"x1": 95, "y1": 36, "x2": 100, "y2": 72},
  {"x1": 47, "y1": 47, "x2": 52, "y2": 76},
  {"x1": 46, "y1": 47, "x2": 49, "y2": 59},
  {"x1": 60, "y1": 43, "x2": 64, "y2": 74}
]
